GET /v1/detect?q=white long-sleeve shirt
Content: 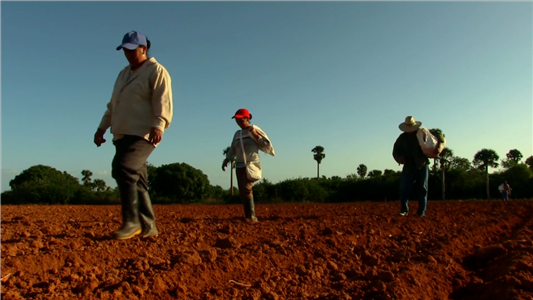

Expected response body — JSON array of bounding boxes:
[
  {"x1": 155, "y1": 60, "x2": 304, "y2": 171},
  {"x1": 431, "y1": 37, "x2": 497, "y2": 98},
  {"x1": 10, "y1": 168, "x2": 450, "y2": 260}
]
[
  {"x1": 98, "y1": 57, "x2": 173, "y2": 145},
  {"x1": 226, "y1": 125, "x2": 275, "y2": 168}
]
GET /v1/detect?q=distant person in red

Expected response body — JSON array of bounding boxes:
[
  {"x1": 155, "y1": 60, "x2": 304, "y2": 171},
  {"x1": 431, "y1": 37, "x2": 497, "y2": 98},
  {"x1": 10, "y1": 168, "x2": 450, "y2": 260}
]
[
  {"x1": 222, "y1": 109, "x2": 275, "y2": 222},
  {"x1": 94, "y1": 31, "x2": 173, "y2": 240}
]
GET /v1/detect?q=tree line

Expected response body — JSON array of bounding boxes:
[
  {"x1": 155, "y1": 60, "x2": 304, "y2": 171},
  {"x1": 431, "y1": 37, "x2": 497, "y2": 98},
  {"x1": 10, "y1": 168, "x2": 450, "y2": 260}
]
[{"x1": 2, "y1": 147, "x2": 532, "y2": 205}]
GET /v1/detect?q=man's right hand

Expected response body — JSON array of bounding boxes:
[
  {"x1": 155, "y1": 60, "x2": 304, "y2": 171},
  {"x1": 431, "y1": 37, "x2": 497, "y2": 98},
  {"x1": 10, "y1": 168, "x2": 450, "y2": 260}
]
[
  {"x1": 94, "y1": 129, "x2": 106, "y2": 147},
  {"x1": 222, "y1": 159, "x2": 229, "y2": 171}
]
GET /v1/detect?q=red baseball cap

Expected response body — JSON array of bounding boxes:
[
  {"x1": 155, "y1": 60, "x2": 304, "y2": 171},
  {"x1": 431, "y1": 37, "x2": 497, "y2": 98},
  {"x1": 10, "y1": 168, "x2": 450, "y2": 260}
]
[{"x1": 231, "y1": 108, "x2": 252, "y2": 119}]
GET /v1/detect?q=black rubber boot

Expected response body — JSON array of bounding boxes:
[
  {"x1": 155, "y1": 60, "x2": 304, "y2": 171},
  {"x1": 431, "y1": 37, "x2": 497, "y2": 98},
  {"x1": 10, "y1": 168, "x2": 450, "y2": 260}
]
[
  {"x1": 139, "y1": 189, "x2": 158, "y2": 238},
  {"x1": 112, "y1": 184, "x2": 142, "y2": 240},
  {"x1": 248, "y1": 198, "x2": 258, "y2": 223}
]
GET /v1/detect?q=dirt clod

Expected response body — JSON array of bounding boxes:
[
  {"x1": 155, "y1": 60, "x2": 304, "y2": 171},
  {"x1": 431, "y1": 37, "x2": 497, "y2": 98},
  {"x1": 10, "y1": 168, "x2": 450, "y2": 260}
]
[
  {"x1": 475, "y1": 244, "x2": 508, "y2": 261},
  {"x1": 214, "y1": 236, "x2": 240, "y2": 249}
]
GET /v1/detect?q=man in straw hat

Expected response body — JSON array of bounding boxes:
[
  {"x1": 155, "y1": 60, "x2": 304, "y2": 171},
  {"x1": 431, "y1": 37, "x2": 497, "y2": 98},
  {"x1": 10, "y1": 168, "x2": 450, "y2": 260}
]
[{"x1": 392, "y1": 116, "x2": 430, "y2": 217}]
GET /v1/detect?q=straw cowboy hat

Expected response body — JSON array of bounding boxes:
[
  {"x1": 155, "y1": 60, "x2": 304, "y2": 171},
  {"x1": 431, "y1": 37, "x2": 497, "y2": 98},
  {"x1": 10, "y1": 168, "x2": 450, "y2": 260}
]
[{"x1": 399, "y1": 116, "x2": 422, "y2": 132}]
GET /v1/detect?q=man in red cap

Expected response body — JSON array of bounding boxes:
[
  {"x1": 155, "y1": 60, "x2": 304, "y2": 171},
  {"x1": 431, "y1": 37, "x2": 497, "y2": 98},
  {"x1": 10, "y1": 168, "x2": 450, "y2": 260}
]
[{"x1": 222, "y1": 108, "x2": 275, "y2": 222}]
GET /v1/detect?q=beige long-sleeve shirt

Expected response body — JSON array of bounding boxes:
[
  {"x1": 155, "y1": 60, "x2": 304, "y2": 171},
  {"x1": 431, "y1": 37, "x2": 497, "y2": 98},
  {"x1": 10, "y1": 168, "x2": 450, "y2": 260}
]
[{"x1": 98, "y1": 57, "x2": 173, "y2": 145}]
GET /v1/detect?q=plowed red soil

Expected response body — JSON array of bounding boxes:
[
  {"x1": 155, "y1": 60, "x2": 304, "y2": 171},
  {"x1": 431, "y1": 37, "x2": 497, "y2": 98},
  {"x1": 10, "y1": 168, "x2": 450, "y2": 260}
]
[{"x1": 2, "y1": 200, "x2": 533, "y2": 300}]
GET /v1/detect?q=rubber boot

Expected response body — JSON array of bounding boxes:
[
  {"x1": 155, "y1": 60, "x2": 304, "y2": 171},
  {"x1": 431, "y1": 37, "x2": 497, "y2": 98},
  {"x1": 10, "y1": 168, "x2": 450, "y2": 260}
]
[
  {"x1": 243, "y1": 200, "x2": 251, "y2": 219},
  {"x1": 139, "y1": 189, "x2": 158, "y2": 238},
  {"x1": 112, "y1": 184, "x2": 142, "y2": 240},
  {"x1": 248, "y1": 198, "x2": 258, "y2": 223}
]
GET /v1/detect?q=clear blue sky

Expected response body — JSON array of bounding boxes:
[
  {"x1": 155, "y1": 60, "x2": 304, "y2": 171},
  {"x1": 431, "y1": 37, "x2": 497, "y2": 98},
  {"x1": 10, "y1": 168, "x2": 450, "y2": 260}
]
[{"x1": 2, "y1": 2, "x2": 532, "y2": 192}]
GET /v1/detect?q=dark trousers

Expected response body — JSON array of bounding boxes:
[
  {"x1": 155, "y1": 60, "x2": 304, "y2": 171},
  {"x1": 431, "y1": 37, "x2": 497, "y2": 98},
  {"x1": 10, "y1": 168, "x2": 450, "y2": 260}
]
[
  {"x1": 236, "y1": 167, "x2": 256, "y2": 219},
  {"x1": 502, "y1": 191, "x2": 509, "y2": 201},
  {"x1": 399, "y1": 165, "x2": 428, "y2": 216},
  {"x1": 112, "y1": 135, "x2": 156, "y2": 229},
  {"x1": 236, "y1": 167, "x2": 254, "y2": 201}
]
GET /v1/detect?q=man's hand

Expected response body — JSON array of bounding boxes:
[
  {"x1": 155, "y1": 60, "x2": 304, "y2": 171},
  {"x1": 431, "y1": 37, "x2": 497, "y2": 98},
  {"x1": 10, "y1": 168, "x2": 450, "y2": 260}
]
[
  {"x1": 149, "y1": 128, "x2": 163, "y2": 146},
  {"x1": 249, "y1": 126, "x2": 261, "y2": 140},
  {"x1": 222, "y1": 159, "x2": 229, "y2": 171},
  {"x1": 94, "y1": 129, "x2": 106, "y2": 147}
]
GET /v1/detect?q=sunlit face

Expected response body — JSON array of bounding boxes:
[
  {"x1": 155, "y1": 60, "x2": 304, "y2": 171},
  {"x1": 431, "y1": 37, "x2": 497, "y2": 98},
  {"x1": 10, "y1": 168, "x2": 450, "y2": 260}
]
[
  {"x1": 123, "y1": 45, "x2": 147, "y2": 66},
  {"x1": 235, "y1": 117, "x2": 250, "y2": 129}
]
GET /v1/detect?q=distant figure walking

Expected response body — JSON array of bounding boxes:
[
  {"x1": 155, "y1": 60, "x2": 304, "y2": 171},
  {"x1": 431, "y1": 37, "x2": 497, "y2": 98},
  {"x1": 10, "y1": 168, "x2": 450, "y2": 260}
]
[
  {"x1": 222, "y1": 108, "x2": 275, "y2": 222},
  {"x1": 393, "y1": 116, "x2": 430, "y2": 217},
  {"x1": 94, "y1": 31, "x2": 173, "y2": 239},
  {"x1": 500, "y1": 181, "x2": 512, "y2": 201}
]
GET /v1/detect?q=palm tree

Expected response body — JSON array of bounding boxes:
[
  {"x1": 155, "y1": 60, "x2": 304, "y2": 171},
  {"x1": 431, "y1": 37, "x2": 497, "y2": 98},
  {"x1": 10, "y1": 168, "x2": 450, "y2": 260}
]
[
  {"x1": 311, "y1": 146, "x2": 326, "y2": 179},
  {"x1": 502, "y1": 149, "x2": 523, "y2": 168},
  {"x1": 93, "y1": 179, "x2": 107, "y2": 192},
  {"x1": 473, "y1": 149, "x2": 500, "y2": 199},
  {"x1": 526, "y1": 155, "x2": 533, "y2": 171},
  {"x1": 81, "y1": 170, "x2": 93, "y2": 186},
  {"x1": 507, "y1": 149, "x2": 523, "y2": 163},
  {"x1": 223, "y1": 146, "x2": 236, "y2": 195},
  {"x1": 357, "y1": 164, "x2": 367, "y2": 179},
  {"x1": 368, "y1": 170, "x2": 383, "y2": 178},
  {"x1": 438, "y1": 148, "x2": 454, "y2": 200}
]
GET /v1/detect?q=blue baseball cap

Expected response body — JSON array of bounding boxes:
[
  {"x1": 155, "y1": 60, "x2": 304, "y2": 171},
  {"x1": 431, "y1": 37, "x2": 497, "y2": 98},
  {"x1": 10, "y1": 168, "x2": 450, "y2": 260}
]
[{"x1": 116, "y1": 31, "x2": 147, "y2": 51}]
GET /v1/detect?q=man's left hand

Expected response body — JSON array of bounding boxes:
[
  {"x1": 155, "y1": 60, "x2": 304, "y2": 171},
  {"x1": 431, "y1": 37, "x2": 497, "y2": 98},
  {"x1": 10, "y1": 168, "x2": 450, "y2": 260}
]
[
  {"x1": 249, "y1": 126, "x2": 261, "y2": 139},
  {"x1": 149, "y1": 128, "x2": 163, "y2": 146}
]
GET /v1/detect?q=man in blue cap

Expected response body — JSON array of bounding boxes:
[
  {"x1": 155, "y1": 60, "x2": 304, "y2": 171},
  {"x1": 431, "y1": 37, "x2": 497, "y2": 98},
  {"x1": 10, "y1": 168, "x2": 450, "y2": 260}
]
[
  {"x1": 94, "y1": 30, "x2": 173, "y2": 240},
  {"x1": 116, "y1": 30, "x2": 151, "y2": 70}
]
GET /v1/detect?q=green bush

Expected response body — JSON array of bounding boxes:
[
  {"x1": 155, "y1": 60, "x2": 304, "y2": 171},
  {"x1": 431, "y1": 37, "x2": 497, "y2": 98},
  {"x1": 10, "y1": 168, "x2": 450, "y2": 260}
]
[
  {"x1": 252, "y1": 179, "x2": 278, "y2": 203},
  {"x1": 277, "y1": 178, "x2": 329, "y2": 202},
  {"x1": 1, "y1": 191, "x2": 16, "y2": 204},
  {"x1": 152, "y1": 162, "x2": 211, "y2": 203},
  {"x1": 8, "y1": 165, "x2": 82, "y2": 204}
]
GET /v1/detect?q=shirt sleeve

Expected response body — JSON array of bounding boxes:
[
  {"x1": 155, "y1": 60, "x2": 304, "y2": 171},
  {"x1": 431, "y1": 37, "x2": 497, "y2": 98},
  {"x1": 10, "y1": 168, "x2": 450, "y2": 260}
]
[
  {"x1": 392, "y1": 135, "x2": 403, "y2": 164},
  {"x1": 98, "y1": 71, "x2": 122, "y2": 131},
  {"x1": 225, "y1": 133, "x2": 237, "y2": 161},
  {"x1": 97, "y1": 101, "x2": 112, "y2": 131},
  {"x1": 150, "y1": 65, "x2": 173, "y2": 131}
]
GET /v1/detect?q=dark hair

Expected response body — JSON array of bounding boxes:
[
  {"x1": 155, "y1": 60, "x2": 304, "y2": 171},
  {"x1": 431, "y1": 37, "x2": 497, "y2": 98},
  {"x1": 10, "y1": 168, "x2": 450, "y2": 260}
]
[
  {"x1": 146, "y1": 39, "x2": 151, "y2": 57},
  {"x1": 138, "y1": 39, "x2": 152, "y2": 57}
]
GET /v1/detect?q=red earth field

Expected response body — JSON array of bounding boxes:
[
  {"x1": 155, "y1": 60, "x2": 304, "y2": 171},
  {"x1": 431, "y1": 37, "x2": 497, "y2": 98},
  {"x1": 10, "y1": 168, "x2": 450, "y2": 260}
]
[{"x1": 1, "y1": 200, "x2": 533, "y2": 300}]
